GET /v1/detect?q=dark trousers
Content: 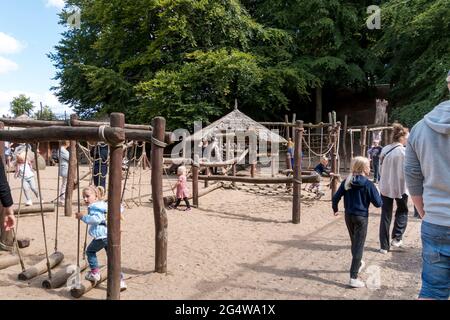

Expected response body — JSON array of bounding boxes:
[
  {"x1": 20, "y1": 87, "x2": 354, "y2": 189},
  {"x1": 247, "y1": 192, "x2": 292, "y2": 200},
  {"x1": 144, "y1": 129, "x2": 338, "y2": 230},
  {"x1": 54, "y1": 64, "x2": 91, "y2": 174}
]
[
  {"x1": 345, "y1": 214, "x2": 368, "y2": 279},
  {"x1": 379, "y1": 194, "x2": 409, "y2": 251},
  {"x1": 93, "y1": 164, "x2": 108, "y2": 189},
  {"x1": 174, "y1": 197, "x2": 191, "y2": 208},
  {"x1": 372, "y1": 159, "x2": 380, "y2": 182}
]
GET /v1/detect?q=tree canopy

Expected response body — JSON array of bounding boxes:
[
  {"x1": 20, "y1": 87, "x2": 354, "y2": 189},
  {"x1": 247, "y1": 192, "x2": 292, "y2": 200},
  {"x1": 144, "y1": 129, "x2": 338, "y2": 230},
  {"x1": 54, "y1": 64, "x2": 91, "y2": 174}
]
[
  {"x1": 10, "y1": 94, "x2": 35, "y2": 117},
  {"x1": 50, "y1": 0, "x2": 449, "y2": 129}
]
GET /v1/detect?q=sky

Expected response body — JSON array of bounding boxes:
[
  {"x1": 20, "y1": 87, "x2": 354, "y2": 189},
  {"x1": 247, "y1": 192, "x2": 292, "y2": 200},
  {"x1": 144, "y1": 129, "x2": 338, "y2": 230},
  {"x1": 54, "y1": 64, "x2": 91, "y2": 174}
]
[{"x1": 0, "y1": 0, "x2": 73, "y2": 117}]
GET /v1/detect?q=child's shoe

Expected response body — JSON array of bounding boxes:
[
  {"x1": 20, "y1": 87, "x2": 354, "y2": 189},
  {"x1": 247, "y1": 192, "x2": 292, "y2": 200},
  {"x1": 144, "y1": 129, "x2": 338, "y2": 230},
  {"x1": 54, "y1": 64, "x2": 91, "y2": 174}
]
[
  {"x1": 349, "y1": 278, "x2": 365, "y2": 288},
  {"x1": 85, "y1": 270, "x2": 101, "y2": 282},
  {"x1": 25, "y1": 200, "x2": 33, "y2": 206},
  {"x1": 391, "y1": 239, "x2": 403, "y2": 248},
  {"x1": 184, "y1": 207, "x2": 192, "y2": 212},
  {"x1": 120, "y1": 279, "x2": 127, "y2": 291}
]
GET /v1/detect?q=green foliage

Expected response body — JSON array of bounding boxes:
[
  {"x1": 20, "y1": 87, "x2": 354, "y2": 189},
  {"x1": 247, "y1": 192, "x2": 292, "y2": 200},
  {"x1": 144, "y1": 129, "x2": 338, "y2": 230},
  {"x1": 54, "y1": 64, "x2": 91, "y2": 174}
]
[
  {"x1": 35, "y1": 105, "x2": 57, "y2": 120},
  {"x1": 10, "y1": 95, "x2": 35, "y2": 117},
  {"x1": 379, "y1": 0, "x2": 450, "y2": 127}
]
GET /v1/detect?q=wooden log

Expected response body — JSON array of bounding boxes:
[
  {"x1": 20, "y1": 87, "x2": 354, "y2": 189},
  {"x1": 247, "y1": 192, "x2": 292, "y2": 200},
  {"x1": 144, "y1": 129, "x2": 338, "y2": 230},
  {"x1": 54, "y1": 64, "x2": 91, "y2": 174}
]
[
  {"x1": 164, "y1": 182, "x2": 223, "y2": 206},
  {"x1": 199, "y1": 158, "x2": 238, "y2": 167},
  {"x1": 192, "y1": 156, "x2": 199, "y2": 207},
  {"x1": 0, "y1": 254, "x2": 19, "y2": 270},
  {"x1": 65, "y1": 127, "x2": 77, "y2": 217},
  {"x1": 14, "y1": 204, "x2": 54, "y2": 215},
  {"x1": 0, "y1": 126, "x2": 125, "y2": 144},
  {"x1": 342, "y1": 115, "x2": 348, "y2": 172},
  {"x1": 259, "y1": 122, "x2": 333, "y2": 128},
  {"x1": 250, "y1": 163, "x2": 256, "y2": 178},
  {"x1": 163, "y1": 157, "x2": 193, "y2": 165},
  {"x1": 125, "y1": 130, "x2": 173, "y2": 145},
  {"x1": 18, "y1": 251, "x2": 64, "y2": 280},
  {"x1": 42, "y1": 261, "x2": 88, "y2": 289},
  {"x1": 70, "y1": 265, "x2": 107, "y2": 298},
  {"x1": 197, "y1": 174, "x2": 319, "y2": 184},
  {"x1": 292, "y1": 121, "x2": 303, "y2": 224},
  {"x1": 106, "y1": 113, "x2": 124, "y2": 300},
  {"x1": 361, "y1": 126, "x2": 368, "y2": 157},
  {"x1": 151, "y1": 117, "x2": 168, "y2": 274}
]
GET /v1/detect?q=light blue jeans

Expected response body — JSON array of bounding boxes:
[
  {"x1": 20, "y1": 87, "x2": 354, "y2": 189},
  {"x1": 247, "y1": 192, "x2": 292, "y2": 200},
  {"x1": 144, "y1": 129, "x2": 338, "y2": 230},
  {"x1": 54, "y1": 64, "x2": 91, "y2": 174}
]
[
  {"x1": 22, "y1": 177, "x2": 39, "y2": 201},
  {"x1": 419, "y1": 221, "x2": 450, "y2": 300}
]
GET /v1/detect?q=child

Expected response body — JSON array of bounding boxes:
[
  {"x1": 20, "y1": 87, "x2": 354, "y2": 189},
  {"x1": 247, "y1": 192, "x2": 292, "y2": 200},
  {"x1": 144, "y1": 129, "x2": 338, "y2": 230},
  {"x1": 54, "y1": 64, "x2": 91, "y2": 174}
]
[
  {"x1": 308, "y1": 156, "x2": 330, "y2": 196},
  {"x1": 287, "y1": 138, "x2": 294, "y2": 169},
  {"x1": 57, "y1": 141, "x2": 70, "y2": 206},
  {"x1": 168, "y1": 166, "x2": 191, "y2": 211},
  {"x1": 367, "y1": 140, "x2": 383, "y2": 183},
  {"x1": 75, "y1": 185, "x2": 127, "y2": 291},
  {"x1": 15, "y1": 151, "x2": 39, "y2": 206},
  {"x1": 332, "y1": 156, "x2": 382, "y2": 288}
]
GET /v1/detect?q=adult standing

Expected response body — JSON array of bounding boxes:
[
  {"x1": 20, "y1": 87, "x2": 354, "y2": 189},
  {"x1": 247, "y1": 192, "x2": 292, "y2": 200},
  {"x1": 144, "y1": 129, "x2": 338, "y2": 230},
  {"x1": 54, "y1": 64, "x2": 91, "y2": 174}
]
[
  {"x1": 404, "y1": 71, "x2": 450, "y2": 300},
  {"x1": 0, "y1": 156, "x2": 15, "y2": 232},
  {"x1": 378, "y1": 123, "x2": 410, "y2": 253}
]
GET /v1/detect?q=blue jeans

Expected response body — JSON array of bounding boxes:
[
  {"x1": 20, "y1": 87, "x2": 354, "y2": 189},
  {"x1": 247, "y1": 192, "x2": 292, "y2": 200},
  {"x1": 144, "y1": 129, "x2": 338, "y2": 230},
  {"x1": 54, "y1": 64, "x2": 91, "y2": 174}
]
[
  {"x1": 86, "y1": 238, "x2": 108, "y2": 270},
  {"x1": 372, "y1": 159, "x2": 380, "y2": 182},
  {"x1": 419, "y1": 221, "x2": 450, "y2": 300}
]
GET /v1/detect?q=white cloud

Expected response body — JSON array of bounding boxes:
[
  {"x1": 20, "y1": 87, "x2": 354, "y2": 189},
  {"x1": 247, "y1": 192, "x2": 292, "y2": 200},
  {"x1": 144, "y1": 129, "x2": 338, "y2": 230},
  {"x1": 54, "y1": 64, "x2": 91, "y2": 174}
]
[
  {"x1": 0, "y1": 90, "x2": 73, "y2": 117},
  {"x1": 0, "y1": 56, "x2": 18, "y2": 74},
  {"x1": 46, "y1": 0, "x2": 65, "y2": 10},
  {"x1": 0, "y1": 32, "x2": 25, "y2": 55}
]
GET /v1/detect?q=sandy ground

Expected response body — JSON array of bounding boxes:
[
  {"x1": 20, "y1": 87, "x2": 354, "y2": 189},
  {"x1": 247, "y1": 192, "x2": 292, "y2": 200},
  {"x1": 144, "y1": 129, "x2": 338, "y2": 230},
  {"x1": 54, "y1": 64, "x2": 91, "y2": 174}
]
[{"x1": 0, "y1": 166, "x2": 422, "y2": 300}]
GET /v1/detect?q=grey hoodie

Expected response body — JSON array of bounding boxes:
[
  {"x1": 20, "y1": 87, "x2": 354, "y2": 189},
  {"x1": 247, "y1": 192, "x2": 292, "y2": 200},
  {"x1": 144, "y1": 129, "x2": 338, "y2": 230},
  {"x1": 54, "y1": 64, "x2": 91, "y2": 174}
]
[{"x1": 405, "y1": 100, "x2": 450, "y2": 227}]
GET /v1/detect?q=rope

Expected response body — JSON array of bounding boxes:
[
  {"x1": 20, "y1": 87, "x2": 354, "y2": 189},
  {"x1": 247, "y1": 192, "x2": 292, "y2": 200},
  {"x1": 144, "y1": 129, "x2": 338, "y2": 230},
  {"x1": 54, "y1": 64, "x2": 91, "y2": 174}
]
[
  {"x1": 76, "y1": 144, "x2": 81, "y2": 268},
  {"x1": 34, "y1": 142, "x2": 53, "y2": 279},
  {"x1": 152, "y1": 136, "x2": 167, "y2": 148},
  {"x1": 55, "y1": 141, "x2": 61, "y2": 252},
  {"x1": 301, "y1": 136, "x2": 335, "y2": 158},
  {"x1": 98, "y1": 125, "x2": 106, "y2": 142}
]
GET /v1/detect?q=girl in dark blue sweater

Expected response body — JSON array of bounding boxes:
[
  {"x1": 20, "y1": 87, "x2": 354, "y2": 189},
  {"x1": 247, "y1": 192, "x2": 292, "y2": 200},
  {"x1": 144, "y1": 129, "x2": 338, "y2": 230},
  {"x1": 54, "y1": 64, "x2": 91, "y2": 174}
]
[{"x1": 332, "y1": 156, "x2": 382, "y2": 288}]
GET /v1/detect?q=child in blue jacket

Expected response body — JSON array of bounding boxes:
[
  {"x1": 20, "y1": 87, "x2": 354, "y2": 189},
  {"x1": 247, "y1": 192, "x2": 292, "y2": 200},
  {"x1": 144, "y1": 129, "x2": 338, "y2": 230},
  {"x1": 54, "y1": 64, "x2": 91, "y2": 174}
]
[
  {"x1": 75, "y1": 185, "x2": 127, "y2": 291},
  {"x1": 332, "y1": 156, "x2": 382, "y2": 288}
]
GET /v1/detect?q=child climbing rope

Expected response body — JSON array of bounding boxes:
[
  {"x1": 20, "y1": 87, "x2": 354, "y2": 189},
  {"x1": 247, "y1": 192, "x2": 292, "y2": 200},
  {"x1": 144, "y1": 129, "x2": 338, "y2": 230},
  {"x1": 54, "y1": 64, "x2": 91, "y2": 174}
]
[
  {"x1": 168, "y1": 165, "x2": 191, "y2": 211},
  {"x1": 332, "y1": 156, "x2": 382, "y2": 288},
  {"x1": 14, "y1": 150, "x2": 39, "y2": 206},
  {"x1": 75, "y1": 185, "x2": 127, "y2": 291}
]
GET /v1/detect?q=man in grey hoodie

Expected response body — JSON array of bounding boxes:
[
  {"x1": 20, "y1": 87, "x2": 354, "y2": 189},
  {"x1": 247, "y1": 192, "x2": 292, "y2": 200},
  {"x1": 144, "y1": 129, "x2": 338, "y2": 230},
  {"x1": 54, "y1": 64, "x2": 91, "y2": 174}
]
[{"x1": 404, "y1": 71, "x2": 450, "y2": 300}]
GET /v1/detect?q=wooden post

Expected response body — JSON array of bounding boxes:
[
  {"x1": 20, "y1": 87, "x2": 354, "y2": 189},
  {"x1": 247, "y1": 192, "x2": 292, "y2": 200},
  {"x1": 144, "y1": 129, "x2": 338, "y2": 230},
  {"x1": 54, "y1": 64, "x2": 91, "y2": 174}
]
[
  {"x1": 350, "y1": 130, "x2": 354, "y2": 160},
  {"x1": 151, "y1": 117, "x2": 168, "y2": 273},
  {"x1": 291, "y1": 113, "x2": 296, "y2": 143},
  {"x1": 0, "y1": 121, "x2": 13, "y2": 249},
  {"x1": 192, "y1": 155, "x2": 199, "y2": 207},
  {"x1": 292, "y1": 121, "x2": 303, "y2": 224},
  {"x1": 330, "y1": 123, "x2": 340, "y2": 197},
  {"x1": 361, "y1": 126, "x2": 368, "y2": 157},
  {"x1": 65, "y1": 114, "x2": 78, "y2": 217},
  {"x1": 106, "y1": 113, "x2": 124, "y2": 300},
  {"x1": 250, "y1": 163, "x2": 256, "y2": 178},
  {"x1": 342, "y1": 115, "x2": 348, "y2": 172},
  {"x1": 204, "y1": 167, "x2": 210, "y2": 188},
  {"x1": 284, "y1": 114, "x2": 290, "y2": 141}
]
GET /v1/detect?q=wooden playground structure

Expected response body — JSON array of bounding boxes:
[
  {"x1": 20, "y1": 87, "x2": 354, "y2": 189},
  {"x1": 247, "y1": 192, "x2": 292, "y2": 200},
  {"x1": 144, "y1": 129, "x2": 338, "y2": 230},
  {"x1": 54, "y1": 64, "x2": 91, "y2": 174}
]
[{"x1": 0, "y1": 110, "x2": 397, "y2": 300}]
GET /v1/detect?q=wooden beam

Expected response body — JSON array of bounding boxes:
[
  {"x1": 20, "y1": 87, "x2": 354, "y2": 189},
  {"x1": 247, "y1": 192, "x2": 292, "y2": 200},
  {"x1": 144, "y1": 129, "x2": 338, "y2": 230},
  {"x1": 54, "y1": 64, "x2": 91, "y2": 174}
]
[
  {"x1": 197, "y1": 174, "x2": 319, "y2": 184},
  {"x1": 70, "y1": 265, "x2": 107, "y2": 298},
  {"x1": 152, "y1": 117, "x2": 168, "y2": 274},
  {"x1": 106, "y1": 113, "x2": 124, "y2": 300},
  {"x1": 164, "y1": 182, "x2": 223, "y2": 207},
  {"x1": 14, "y1": 203, "x2": 54, "y2": 215},
  {"x1": 42, "y1": 262, "x2": 88, "y2": 289},
  {"x1": 0, "y1": 254, "x2": 19, "y2": 270},
  {"x1": 292, "y1": 121, "x2": 303, "y2": 224},
  {"x1": 18, "y1": 251, "x2": 64, "y2": 280}
]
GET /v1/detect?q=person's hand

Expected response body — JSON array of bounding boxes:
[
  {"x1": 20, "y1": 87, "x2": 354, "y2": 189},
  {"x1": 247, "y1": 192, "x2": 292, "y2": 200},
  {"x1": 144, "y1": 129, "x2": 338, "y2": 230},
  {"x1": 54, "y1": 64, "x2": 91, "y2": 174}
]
[
  {"x1": 3, "y1": 206, "x2": 15, "y2": 231},
  {"x1": 75, "y1": 212, "x2": 85, "y2": 219}
]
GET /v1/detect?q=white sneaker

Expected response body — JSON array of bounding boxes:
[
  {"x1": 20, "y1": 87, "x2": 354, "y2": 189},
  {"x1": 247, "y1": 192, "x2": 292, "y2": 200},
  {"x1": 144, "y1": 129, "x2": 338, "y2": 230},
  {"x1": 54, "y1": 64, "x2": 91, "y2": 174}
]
[
  {"x1": 379, "y1": 249, "x2": 388, "y2": 254},
  {"x1": 85, "y1": 271, "x2": 101, "y2": 282},
  {"x1": 25, "y1": 200, "x2": 33, "y2": 206},
  {"x1": 358, "y1": 260, "x2": 365, "y2": 273},
  {"x1": 120, "y1": 280, "x2": 127, "y2": 291},
  {"x1": 349, "y1": 278, "x2": 365, "y2": 288},
  {"x1": 391, "y1": 239, "x2": 403, "y2": 248}
]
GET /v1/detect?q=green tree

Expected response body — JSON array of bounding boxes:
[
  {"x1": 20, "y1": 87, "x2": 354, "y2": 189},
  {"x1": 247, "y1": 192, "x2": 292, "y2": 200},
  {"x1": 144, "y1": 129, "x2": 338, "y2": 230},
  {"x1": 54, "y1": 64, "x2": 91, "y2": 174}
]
[
  {"x1": 50, "y1": 0, "x2": 306, "y2": 129},
  {"x1": 10, "y1": 95, "x2": 35, "y2": 117},
  {"x1": 35, "y1": 105, "x2": 57, "y2": 120},
  {"x1": 378, "y1": 0, "x2": 450, "y2": 127}
]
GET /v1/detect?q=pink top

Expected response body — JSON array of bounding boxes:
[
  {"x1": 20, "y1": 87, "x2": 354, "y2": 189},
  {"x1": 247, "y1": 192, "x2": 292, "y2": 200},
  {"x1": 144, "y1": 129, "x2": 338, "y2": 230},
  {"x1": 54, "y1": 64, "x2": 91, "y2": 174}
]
[{"x1": 176, "y1": 175, "x2": 189, "y2": 199}]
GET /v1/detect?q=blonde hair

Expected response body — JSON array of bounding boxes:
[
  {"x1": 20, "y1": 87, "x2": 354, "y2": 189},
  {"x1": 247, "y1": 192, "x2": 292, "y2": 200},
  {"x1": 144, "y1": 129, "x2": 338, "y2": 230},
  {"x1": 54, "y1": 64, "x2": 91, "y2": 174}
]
[
  {"x1": 82, "y1": 185, "x2": 105, "y2": 200},
  {"x1": 16, "y1": 152, "x2": 26, "y2": 163},
  {"x1": 344, "y1": 157, "x2": 370, "y2": 190},
  {"x1": 320, "y1": 156, "x2": 328, "y2": 163},
  {"x1": 177, "y1": 165, "x2": 187, "y2": 175}
]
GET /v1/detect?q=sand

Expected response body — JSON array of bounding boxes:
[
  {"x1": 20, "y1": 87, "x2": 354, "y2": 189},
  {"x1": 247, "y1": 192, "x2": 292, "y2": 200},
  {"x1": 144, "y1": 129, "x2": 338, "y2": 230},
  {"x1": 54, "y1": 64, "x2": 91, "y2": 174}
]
[{"x1": 0, "y1": 166, "x2": 422, "y2": 300}]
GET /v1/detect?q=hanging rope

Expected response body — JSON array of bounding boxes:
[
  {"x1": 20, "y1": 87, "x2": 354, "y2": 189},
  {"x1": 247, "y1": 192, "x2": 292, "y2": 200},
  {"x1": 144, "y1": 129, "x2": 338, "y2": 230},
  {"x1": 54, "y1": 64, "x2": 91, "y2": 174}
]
[
  {"x1": 301, "y1": 136, "x2": 335, "y2": 158},
  {"x1": 34, "y1": 142, "x2": 53, "y2": 279},
  {"x1": 54, "y1": 141, "x2": 61, "y2": 252}
]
